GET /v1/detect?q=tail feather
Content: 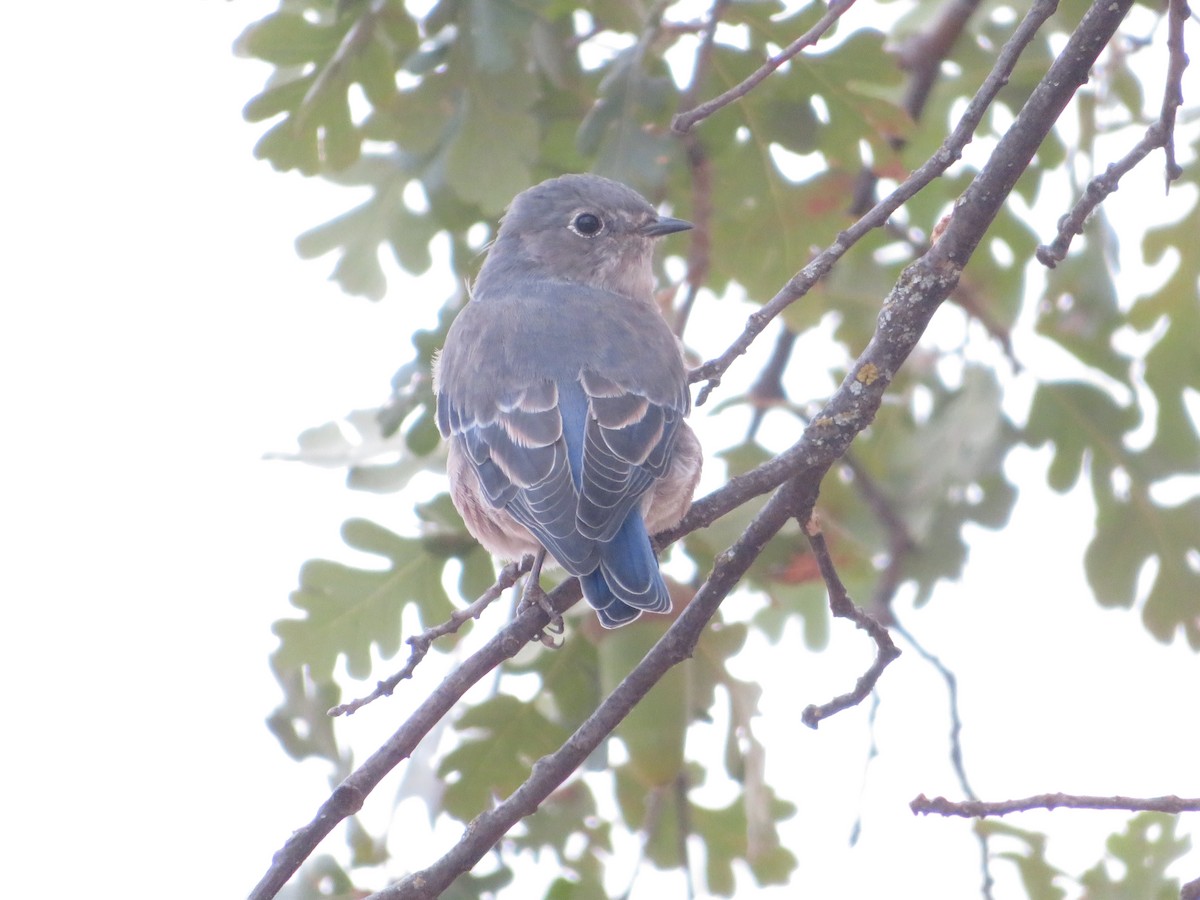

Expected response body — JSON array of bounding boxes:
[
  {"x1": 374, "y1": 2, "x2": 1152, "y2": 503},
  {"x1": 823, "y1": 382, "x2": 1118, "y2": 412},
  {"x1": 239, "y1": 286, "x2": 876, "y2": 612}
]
[{"x1": 579, "y1": 511, "x2": 671, "y2": 628}]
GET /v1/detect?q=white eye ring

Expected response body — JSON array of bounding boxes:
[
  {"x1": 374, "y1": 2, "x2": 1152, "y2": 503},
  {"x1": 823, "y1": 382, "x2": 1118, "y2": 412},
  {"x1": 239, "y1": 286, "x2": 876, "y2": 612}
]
[{"x1": 569, "y1": 212, "x2": 604, "y2": 237}]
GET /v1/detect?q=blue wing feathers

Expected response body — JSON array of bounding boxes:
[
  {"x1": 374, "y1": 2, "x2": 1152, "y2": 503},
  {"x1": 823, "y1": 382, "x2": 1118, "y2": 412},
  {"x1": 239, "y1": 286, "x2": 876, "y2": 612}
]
[{"x1": 440, "y1": 371, "x2": 678, "y2": 627}]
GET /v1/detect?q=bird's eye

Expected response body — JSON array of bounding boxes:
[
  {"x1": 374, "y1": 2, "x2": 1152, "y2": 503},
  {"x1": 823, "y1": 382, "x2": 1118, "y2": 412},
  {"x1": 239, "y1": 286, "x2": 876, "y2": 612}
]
[{"x1": 570, "y1": 212, "x2": 603, "y2": 237}]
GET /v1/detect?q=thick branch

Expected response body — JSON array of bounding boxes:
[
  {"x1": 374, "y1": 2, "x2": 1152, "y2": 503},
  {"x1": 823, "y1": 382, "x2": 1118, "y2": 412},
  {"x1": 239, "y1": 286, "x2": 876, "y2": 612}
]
[
  {"x1": 247, "y1": 578, "x2": 583, "y2": 900},
  {"x1": 377, "y1": 476, "x2": 815, "y2": 899},
  {"x1": 911, "y1": 793, "x2": 1200, "y2": 817},
  {"x1": 931, "y1": 0, "x2": 1136, "y2": 269}
]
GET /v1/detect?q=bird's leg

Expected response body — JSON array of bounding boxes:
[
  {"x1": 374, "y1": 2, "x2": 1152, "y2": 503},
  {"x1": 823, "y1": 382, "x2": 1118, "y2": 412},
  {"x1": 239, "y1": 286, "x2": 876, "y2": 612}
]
[{"x1": 519, "y1": 549, "x2": 564, "y2": 645}]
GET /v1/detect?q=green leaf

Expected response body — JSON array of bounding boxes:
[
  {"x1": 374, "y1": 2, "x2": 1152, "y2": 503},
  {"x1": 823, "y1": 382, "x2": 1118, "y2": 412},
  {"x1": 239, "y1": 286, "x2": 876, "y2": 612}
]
[
  {"x1": 438, "y1": 866, "x2": 514, "y2": 900},
  {"x1": 441, "y1": 70, "x2": 540, "y2": 212},
  {"x1": 265, "y1": 668, "x2": 343, "y2": 765},
  {"x1": 1025, "y1": 382, "x2": 1137, "y2": 493},
  {"x1": 439, "y1": 694, "x2": 572, "y2": 820},
  {"x1": 981, "y1": 820, "x2": 1068, "y2": 900},
  {"x1": 1088, "y1": 495, "x2": 1200, "y2": 645},
  {"x1": 273, "y1": 518, "x2": 456, "y2": 680},
  {"x1": 690, "y1": 792, "x2": 798, "y2": 895},
  {"x1": 506, "y1": 629, "x2": 603, "y2": 735},
  {"x1": 599, "y1": 618, "x2": 688, "y2": 787},
  {"x1": 513, "y1": 781, "x2": 611, "y2": 867},
  {"x1": 234, "y1": 13, "x2": 343, "y2": 67},
  {"x1": 1037, "y1": 217, "x2": 1129, "y2": 384},
  {"x1": 1079, "y1": 813, "x2": 1189, "y2": 900}
]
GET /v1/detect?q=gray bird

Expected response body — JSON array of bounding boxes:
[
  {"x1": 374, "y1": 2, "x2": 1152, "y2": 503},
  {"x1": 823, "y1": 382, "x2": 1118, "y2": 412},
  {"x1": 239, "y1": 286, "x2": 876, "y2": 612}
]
[{"x1": 433, "y1": 174, "x2": 702, "y2": 627}]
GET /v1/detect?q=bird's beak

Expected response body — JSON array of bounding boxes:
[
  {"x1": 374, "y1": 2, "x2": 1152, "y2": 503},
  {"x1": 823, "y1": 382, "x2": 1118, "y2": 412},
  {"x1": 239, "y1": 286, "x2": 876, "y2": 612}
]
[{"x1": 640, "y1": 216, "x2": 693, "y2": 237}]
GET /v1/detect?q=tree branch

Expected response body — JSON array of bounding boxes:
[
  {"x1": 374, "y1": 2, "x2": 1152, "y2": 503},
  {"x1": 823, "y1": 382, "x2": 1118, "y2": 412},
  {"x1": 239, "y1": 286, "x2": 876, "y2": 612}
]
[
  {"x1": 689, "y1": 0, "x2": 1060, "y2": 406},
  {"x1": 896, "y1": 0, "x2": 986, "y2": 126},
  {"x1": 1036, "y1": 0, "x2": 1189, "y2": 267},
  {"x1": 892, "y1": 622, "x2": 995, "y2": 898},
  {"x1": 911, "y1": 793, "x2": 1200, "y2": 817},
  {"x1": 295, "y1": 0, "x2": 388, "y2": 132},
  {"x1": 674, "y1": 0, "x2": 726, "y2": 338},
  {"x1": 672, "y1": 0, "x2": 859, "y2": 133},
  {"x1": 839, "y1": 452, "x2": 914, "y2": 620},
  {"x1": 328, "y1": 558, "x2": 531, "y2": 717},
  {"x1": 247, "y1": 578, "x2": 584, "y2": 900},
  {"x1": 376, "y1": 475, "x2": 816, "y2": 900},
  {"x1": 745, "y1": 326, "x2": 798, "y2": 441},
  {"x1": 800, "y1": 523, "x2": 901, "y2": 728}
]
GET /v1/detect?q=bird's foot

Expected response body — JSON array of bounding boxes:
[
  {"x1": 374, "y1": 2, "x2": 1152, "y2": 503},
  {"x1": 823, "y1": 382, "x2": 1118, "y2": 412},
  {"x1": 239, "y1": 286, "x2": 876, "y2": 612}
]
[{"x1": 520, "y1": 578, "x2": 564, "y2": 648}]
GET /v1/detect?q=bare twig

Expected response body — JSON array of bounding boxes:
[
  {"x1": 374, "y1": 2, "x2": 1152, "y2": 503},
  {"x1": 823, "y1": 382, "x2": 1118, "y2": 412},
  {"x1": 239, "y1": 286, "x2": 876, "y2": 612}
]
[
  {"x1": 1036, "y1": 0, "x2": 1188, "y2": 267},
  {"x1": 673, "y1": 0, "x2": 727, "y2": 337},
  {"x1": 1035, "y1": 125, "x2": 1175, "y2": 267},
  {"x1": 328, "y1": 558, "x2": 530, "y2": 717},
  {"x1": 911, "y1": 793, "x2": 1200, "y2": 817},
  {"x1": 295, "y1": 0, "x2": 387, "y2": 132},
  {"x1": 1159, "y1": 0, "x2": 1188, "y2": 185},
  {"x1": 689, "y1": 0, "x2": 1060, "y2": 406},
  {"x1": 673, "y1": 0, "x2": 859, "y2": 133},
  {"x1": 839, "y1": 452, "x2": 915, "y2": 621},
  {"x1": 800, "y1": 522, "x2": 901, "y2": 727},
  {"x1": 892, "y1": 621, "x2": 995, "y2": 899},
  {"x1": 746, "y1": 327, "x2": 798, "y2": 441},
  {"x1": 675, "y1": 140, "x2": 714, "y2": 337},
  {"x1": 896, "y1": 0, "x2": 987, "y2": 126}
]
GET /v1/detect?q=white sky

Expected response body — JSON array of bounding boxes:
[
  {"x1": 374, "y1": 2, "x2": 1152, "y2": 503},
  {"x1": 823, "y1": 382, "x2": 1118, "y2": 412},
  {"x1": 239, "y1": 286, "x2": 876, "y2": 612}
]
[{"x1": 2, "y1": 3, "x2": 1197, "y2": 898}]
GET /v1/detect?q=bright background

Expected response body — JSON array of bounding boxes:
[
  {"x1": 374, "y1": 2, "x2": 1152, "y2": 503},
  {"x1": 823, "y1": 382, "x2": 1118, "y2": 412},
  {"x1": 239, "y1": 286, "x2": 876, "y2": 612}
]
[{"x1": 3, "y1": 3, "x2": 1196, "y2": 898}]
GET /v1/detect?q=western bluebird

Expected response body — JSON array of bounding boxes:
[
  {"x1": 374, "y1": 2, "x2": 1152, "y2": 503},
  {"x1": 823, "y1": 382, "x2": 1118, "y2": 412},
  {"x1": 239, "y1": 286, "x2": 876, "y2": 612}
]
[{"x1": 434, "y1": 174, "x2": 702, "y2": 627}]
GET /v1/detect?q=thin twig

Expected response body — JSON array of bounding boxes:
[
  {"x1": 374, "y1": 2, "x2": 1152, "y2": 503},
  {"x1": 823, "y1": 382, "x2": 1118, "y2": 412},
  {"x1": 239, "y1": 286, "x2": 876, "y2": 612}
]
[
  {"x1": 911, "y1": 793, "x2": 1200, "y2": 817},
  {"x1": 800, "y1": 522, "x2": 901, "y2": 728},
  {"x1": 295, "y1": 0, "x2": 387, "y2": 132},
  {"x1": 673, "y1": 0, "x2": 859, "y2": 133},
  {"x1": 892, "y1": 621, "x2": 995, "y2": 899},
  {"x1": 1035, "y1": 124, "x2": 1175, "y2": 267},
  {"x1": 675, "y1": 140, "x2": 714, "y2": 337},
  {"x1": 849, "y1": 0, "x2": 983, "y2": 217},
  {"x1": 1159, "y1": 0, "x2": 1188, "y2": 186},
  {"x1": 673, "y1": 0, "x2": 726, "y2": 337},
  {"x1": 746, "y1": 327, "x2": 798, "y2": 441},
  {"x1": 1036, "y1": 0, "x2": 1188, "y2": 267},
  {"x1": 839, "y1": 452, "x2": 915, "y2": 621},
  {"x1": 897, "y1": 0, "x2": 987, "y2": 125},
  {"x1": 892, "y1": 625, "x2": 976, "y2": 798},
  {"x1": 689, "y1": 0, "x2": 1060, "y2": 406},
  {"x1": 327, "y1": 558, "x2": 530, "y2": 717}
]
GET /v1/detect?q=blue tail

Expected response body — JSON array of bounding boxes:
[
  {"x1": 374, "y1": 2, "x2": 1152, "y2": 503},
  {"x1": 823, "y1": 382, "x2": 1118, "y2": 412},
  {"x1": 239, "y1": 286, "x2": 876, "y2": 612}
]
[{"x1": 579, "y1": 511, "x2": 672, "y2": 628}]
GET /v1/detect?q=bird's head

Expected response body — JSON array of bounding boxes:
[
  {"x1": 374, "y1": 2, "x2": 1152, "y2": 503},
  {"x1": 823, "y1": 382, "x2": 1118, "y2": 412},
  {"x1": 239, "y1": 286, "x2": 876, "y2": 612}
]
[{"x1": 479, "y1": 174, "x2": 692, "y2": 300}]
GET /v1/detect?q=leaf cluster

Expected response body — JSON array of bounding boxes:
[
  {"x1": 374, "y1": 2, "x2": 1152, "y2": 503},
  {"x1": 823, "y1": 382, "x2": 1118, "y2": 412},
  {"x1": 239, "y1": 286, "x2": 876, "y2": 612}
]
[{"x1": 237, "y1": 0, "x2": 1200, "y2": 896}]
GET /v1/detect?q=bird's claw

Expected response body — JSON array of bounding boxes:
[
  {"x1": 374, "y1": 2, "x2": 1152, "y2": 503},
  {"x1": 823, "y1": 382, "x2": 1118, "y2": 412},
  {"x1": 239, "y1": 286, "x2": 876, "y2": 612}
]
[{"x1": 520, "y1": 579, "x2": 564, "y2": 647}]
